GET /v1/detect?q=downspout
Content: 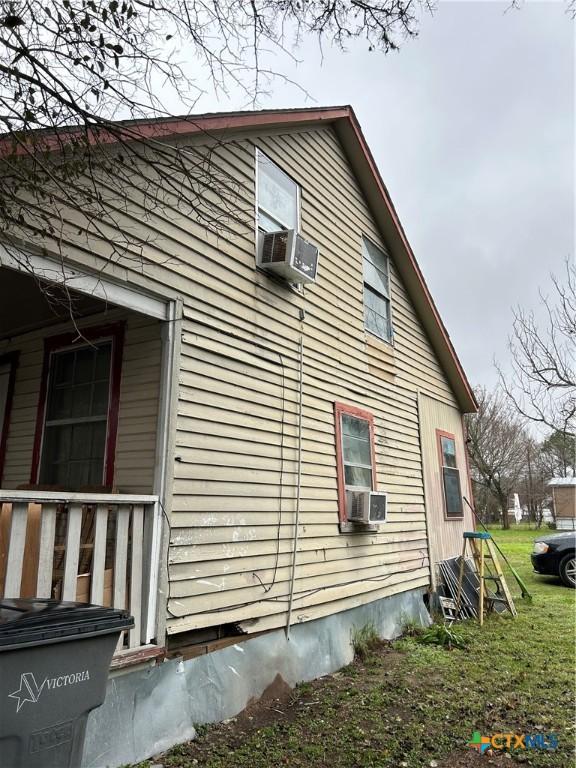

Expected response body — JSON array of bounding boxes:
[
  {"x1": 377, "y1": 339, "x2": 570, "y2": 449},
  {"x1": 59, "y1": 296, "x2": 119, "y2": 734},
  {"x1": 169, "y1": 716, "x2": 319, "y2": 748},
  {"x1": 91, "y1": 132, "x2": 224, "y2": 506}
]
[{"x1": 285, "y1": 327, "x2": 304, "y2": 640}]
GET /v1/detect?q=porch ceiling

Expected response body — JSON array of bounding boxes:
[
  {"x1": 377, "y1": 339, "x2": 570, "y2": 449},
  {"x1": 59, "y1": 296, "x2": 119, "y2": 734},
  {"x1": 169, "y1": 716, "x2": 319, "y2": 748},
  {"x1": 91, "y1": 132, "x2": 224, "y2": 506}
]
[{"x1": 0, "y1": 267, "x2": 108, "y2": 339}]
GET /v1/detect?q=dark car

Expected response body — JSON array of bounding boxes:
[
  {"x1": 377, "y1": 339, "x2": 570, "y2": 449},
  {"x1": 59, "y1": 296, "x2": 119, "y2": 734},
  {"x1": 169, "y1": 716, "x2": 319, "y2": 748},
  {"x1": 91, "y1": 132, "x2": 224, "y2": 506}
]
[{"x1": 531, "y1": 531, "x2": 576, "y2": 588}]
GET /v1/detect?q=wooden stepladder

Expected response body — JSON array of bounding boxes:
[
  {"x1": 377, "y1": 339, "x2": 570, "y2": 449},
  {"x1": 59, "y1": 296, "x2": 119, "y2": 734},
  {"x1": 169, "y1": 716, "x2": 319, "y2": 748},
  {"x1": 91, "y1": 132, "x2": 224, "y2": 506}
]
[{"x1": 455, "y1": 532, "x2": 517, "y2": 625}]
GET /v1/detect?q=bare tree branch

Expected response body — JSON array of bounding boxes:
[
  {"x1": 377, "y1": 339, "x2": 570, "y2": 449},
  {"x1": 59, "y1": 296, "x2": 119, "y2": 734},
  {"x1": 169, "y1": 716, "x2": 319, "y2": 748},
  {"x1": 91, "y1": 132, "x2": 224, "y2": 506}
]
[
  {"x1": 0, "y1": 0, "x2": 434, "y2": 316},
  {"x1": 466, "y1": 386, "x2": 530, "y2": 529},
  {"x1": 497, "y1": 259, "x2": 576, "y2": 434}
]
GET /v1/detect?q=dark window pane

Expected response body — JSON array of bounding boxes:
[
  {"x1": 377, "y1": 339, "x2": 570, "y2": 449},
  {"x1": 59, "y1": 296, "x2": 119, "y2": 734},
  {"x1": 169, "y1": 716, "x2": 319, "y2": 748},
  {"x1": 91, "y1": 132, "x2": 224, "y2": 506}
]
[
  {"x1": 341, "y1": 414, "x2": 369, "y2": 440},
  {"x1": 52, "y1": 353, "x2": 74, "y2": 386},
  {"x1": 71, "y1": 423, "x2": 93, "y2": 459},
  {"x1": 344, "y1": 465, "x2": 372, "y2": 488},
  {"x1": 47, "y1": 386, "x2": 73, "y2": 420},
  {"x1": 74, "y1": 348, "x2": 96, "y2": 384},
  {"x1": 94, "y1": 344, "x2": 112, "y2": 380},
  {"x1": 45, "y1": 424, "x2": 72, "y2": 463},
  {"x1": 68, "y1": 459, "x2": 89, "y2": 489},
  {"x1": 441, "y1": 436, "x2": 457, "y2": 468},
  {"x1": 443, "y1": 467, "x2": 463, "y2": 516},
  {"x1": 70, "y1": 383, "x2": 92, "y2": 418},
  {"x1": 90, "y1": 421, "x2": 107, "y2": 459},
  {"x1": 87, "y1": 459, "x2": 103, "y2": 486},
  {"x1": 92, "y1": 381, "x2": 110, "y2": 416}
]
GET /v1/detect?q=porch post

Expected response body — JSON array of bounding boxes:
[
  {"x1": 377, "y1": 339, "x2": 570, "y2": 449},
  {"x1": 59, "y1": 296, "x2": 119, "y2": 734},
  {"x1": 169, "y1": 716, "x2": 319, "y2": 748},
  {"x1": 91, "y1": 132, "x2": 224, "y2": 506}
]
[{"x1": 145, "y1": 298, "x2": 182, "y2": 646}]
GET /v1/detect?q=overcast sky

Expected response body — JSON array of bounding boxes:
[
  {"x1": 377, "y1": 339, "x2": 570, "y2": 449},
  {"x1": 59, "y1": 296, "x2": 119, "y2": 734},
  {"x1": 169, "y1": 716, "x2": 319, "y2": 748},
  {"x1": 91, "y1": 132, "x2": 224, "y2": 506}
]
[{"x1": 183, "y1": 2, "x2": 574, "y2": 391}]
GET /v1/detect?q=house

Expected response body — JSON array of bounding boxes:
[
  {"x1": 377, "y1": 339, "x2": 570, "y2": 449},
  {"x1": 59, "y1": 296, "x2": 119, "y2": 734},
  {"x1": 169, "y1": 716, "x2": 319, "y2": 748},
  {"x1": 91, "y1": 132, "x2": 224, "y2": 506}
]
[
  {"x1": 548, "y1": 478, "x2": 576, "y2": 530},
  {"x1": 0, "y1": 106, "x2": 477, "y2": 766}
]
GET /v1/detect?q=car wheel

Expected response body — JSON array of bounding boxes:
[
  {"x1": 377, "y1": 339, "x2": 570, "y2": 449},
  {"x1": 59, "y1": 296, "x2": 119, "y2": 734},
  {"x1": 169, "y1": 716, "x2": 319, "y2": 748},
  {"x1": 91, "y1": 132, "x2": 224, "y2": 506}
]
[{"x1": 559, "y1": 554, "x2": 576, "y2": 588}]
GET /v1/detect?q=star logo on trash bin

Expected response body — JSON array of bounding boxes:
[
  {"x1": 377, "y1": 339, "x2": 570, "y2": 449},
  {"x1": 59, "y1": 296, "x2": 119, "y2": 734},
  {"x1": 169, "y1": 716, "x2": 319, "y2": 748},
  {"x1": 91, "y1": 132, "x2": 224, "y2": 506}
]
[{"x1": 8, "y1": 672, "x2": 46, "y2": 712}]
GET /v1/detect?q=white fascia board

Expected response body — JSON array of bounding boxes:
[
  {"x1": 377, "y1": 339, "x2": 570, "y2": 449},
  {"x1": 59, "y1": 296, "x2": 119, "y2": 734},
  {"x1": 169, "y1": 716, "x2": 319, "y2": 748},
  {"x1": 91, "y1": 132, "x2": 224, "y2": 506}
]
[{"x1": 0, "y1": 244, "x2": 169, "y2": 321}]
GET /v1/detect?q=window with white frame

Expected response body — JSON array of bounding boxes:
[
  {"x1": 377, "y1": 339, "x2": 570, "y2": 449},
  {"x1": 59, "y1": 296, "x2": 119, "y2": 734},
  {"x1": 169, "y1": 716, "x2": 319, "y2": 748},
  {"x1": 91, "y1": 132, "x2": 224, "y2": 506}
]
[
  {"x1": 39, "y1": 342, "x2": 113, "y2": 488},
  {"x1": 363, "y1": 237, "x2": 392, "y2": 342},
  {"x1": 256, "y1": 150, "x2": 299, "y2": 233}
]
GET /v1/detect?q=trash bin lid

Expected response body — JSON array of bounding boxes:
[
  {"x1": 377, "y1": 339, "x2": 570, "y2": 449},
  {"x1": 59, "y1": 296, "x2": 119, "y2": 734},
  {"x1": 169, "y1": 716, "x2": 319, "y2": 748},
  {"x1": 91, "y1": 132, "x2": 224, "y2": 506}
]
[{"x1": 0, "y1": 599, "x2": 133, "y2": 649}]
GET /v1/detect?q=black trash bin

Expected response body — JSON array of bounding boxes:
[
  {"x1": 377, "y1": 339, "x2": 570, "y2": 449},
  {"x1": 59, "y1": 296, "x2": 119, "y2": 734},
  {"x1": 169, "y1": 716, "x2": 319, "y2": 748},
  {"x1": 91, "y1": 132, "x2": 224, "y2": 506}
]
[{"x1": 0, "y1": 599, "x2": 133, "y2": 768}]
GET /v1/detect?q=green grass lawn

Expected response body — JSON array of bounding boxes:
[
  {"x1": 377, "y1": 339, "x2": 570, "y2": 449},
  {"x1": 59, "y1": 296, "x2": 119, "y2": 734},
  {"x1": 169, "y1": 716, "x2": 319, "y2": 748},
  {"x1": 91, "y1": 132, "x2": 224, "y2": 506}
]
[{"x1": 138, "y1": 527, "x2": 575, "y2": 768}]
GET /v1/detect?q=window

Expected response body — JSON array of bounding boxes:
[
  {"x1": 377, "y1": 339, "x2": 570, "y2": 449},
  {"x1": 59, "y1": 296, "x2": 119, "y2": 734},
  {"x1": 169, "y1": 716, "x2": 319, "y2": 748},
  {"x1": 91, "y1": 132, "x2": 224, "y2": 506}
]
[
  {"x1": 256, "y1": 150, "x2": 299, "y2": 233},
  {"x1": 32, "y1": 325, "x2": 124, "y2": 489},
  {"x1": 437, "y1": 431, "x2": 463, "y2": 518},
  {"x1": 334, "y1": 402, "x2": 376, "y2": 524},
  {"x1": 363, "y1": 237, "x2": 392, "y2": 342},
  {"x1": 0, "y1": 352, "x2": 18, "y2": 484}
]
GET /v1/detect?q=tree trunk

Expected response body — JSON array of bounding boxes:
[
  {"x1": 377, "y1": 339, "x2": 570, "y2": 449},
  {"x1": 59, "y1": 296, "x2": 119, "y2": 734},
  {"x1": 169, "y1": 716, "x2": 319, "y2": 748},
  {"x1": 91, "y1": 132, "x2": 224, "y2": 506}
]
[{"x1": 499, "y1": 492, "x2": 510, "y2": 530}]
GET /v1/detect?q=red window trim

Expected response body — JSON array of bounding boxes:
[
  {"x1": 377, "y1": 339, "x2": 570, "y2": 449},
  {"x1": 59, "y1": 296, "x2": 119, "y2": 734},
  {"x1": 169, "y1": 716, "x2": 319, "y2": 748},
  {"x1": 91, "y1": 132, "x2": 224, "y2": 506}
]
[
  {"x1": 334, "y1": 401, "x2": 377, "y2": 524},
  {"x1": 460, "y1": 415, "x2": 475, "y2": 529},
  {"x1": 0, "y1": 352, "x2": 20, "y2": 485},
  {"x1": 30, "y1": 322, "x2": 125, "y2": 488},
  {"x1": 436, "y1": 429, "x2": 464, "y2": 520}
]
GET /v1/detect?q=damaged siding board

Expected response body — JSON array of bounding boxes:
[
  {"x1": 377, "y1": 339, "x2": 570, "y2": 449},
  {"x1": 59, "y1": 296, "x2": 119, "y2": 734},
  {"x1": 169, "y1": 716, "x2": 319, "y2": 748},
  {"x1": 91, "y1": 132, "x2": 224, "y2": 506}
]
[{"x1": 1, "y1": 311, "x2": 162, "y2": 494}]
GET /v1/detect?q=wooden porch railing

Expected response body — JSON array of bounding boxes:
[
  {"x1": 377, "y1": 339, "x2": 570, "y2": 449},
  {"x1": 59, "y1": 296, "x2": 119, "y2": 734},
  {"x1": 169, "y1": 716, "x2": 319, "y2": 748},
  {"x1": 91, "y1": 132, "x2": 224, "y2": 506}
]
[{"x1": 0, "y1": 491, "x2": 161, "y2": 651}]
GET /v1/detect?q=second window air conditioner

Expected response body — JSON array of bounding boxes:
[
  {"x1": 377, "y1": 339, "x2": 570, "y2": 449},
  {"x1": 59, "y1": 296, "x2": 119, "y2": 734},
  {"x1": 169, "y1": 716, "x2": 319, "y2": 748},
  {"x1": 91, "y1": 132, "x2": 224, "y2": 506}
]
[
  {"x1": 259, "y1": 229, "x2": 319, "y2": 284},
  {"x1": 346, "y1": 490, "x2": 387, "y2": 525}
]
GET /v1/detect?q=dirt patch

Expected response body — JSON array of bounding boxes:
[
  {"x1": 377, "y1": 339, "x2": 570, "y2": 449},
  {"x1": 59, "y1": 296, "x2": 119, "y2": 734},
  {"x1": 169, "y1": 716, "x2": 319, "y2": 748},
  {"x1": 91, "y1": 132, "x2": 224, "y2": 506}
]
[{"x1": 235, "y1": 673, "x2": 296, "y2": 729}]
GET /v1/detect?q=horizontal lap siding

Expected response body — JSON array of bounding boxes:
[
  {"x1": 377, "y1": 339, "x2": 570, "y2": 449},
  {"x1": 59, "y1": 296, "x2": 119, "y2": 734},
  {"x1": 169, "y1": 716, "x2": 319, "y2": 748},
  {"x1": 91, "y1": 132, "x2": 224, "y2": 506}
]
[
  {"x1": 1, "y1": 311, "x2": 161, "y2": 493},
  {"x1": 165, "y1": 126, "x2": 459, "y2": 634}
]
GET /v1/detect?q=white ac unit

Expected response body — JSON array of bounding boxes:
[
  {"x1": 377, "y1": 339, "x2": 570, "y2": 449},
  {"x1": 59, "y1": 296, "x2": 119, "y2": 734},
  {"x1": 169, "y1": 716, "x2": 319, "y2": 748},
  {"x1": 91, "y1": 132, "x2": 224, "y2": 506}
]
[
  {"x1": 346, "y1": 490, "x2": 387, "y2": 525},
  {"x1": 258, "y1": 229, "x2": 319, "y2": 284}
]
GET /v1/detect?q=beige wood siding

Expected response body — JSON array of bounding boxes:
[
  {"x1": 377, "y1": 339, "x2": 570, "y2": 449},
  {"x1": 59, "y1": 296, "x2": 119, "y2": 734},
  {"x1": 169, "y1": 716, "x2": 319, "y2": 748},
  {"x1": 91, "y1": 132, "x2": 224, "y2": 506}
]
[
  {"x1": 1, "y1": 310, "x2": 161, "y2": 493},
  {"x1": 418, "y1": 392, "x2": 474, "y2": 579},
  {"x1": 165, "y1": 126, "x2": 459, "y2": 634},
  {"x1": 4, "y1": 123, "x2": 468, "y2": 635}
]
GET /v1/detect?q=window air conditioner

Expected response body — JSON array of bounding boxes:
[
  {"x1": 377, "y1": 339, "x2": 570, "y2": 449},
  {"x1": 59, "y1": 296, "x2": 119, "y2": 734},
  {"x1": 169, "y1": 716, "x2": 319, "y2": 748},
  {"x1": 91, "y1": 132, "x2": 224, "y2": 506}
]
[
  {"x1": 346, "y1": 490, "x2": 387, "y2": 525},
  {"x1": 259, "y1": 229, "x2": 319, "y2": 284}
]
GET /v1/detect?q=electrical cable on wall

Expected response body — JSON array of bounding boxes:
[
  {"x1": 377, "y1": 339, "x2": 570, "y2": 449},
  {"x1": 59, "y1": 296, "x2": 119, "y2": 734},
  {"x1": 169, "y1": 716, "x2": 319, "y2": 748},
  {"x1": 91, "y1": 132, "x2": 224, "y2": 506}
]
[{"x1": 167, "y1": 565, "x2": 428, "y2": 618}]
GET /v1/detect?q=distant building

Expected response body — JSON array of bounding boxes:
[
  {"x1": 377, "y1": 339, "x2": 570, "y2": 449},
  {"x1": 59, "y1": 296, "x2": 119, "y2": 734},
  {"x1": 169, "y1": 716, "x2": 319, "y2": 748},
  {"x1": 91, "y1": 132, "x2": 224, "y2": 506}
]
[{"x1": 548, "y1": 478, "x2": 576, "y2": 530}]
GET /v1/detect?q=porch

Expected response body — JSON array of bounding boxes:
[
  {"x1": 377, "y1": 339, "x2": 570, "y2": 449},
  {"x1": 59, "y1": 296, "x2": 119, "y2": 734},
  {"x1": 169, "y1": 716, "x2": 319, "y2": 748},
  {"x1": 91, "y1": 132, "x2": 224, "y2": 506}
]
[
  {"x1": 0, "y1": 256, "x2": 177, "y2": 655},
  {"x1": 0, "y1": 491, "x2": 160, "y2": 651}
]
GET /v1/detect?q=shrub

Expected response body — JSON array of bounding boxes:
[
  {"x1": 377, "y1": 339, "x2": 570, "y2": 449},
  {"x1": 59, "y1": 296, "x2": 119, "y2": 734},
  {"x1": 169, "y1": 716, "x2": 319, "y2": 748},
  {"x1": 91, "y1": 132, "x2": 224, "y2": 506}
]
[
  {"x1": 418, "y1": 623, "x2": 468, "y2": 650},
  {"x1": 352, "y1": 623, "x2": 380, "y2": 659}
]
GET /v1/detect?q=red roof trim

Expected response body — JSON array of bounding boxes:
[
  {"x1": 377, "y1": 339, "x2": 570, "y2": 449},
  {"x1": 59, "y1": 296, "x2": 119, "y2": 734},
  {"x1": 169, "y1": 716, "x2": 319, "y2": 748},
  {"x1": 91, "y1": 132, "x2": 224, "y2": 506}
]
[{"x1": 0, "y1": 107, "x2": 350, "y2": 157}]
